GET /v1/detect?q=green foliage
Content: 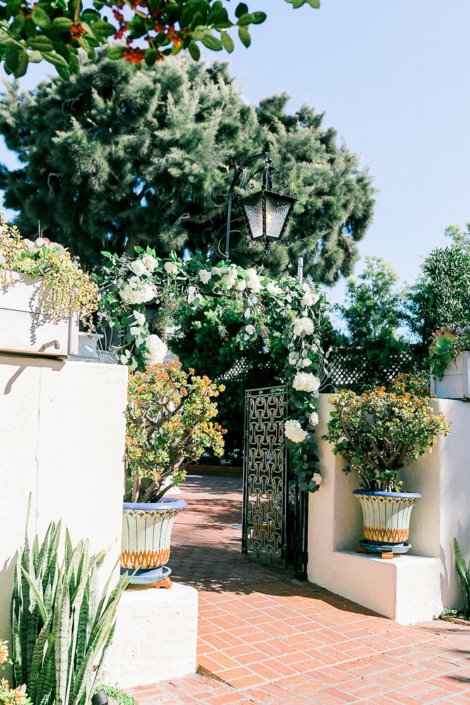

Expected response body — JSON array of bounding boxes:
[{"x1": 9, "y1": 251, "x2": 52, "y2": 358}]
[
  {"x1": 0, "y1": 54, "x2": 375, "y2": 282},
  {"x1": 322, "y1": 374, "x2": 451, "y2": 492},
  {"x1": 454, "y1": 538, "x2": 470, "y2": 618},
  {"x1": 172, "y1": 295, "x2": 286, "y2": 460},
  {"x1": 11, "y1": 519, "x2": 128, "y2": 705},
  {"x1": 94, "y1": 686, "x2": 136, "y2": 705},
  {"x1": 408, "y1": 245, "x2": 470, "y2": 346},
  {"x1": 0, "y1": 0, "x2": 319, "y2": 77}
]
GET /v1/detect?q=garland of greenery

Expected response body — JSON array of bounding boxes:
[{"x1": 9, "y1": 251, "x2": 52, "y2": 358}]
[{"x1": 97, "y1": 246, "x2": 330, "y2": 492}]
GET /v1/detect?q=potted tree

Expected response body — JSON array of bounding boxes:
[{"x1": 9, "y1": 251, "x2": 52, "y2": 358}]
[
  {"x1": 122, "y1": 361, "x2": 226, "y2": 586},
  {"x1": 322, "y1": 375, "x2": 451, "y2": 554},
  {"x1": 0, "y1": 223, "x2": 98, "y2": 356}
]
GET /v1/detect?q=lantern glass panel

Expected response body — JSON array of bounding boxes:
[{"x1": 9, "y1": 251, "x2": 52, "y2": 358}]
[
  {"x1": 265, "y1": 194, "x2": 292, "y2": 241},
  {"x1": 241, "y1": 192, "x2": 264, "y2": 240}
]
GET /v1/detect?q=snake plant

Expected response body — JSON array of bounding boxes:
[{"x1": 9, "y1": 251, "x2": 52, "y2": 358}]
[
  {"x1": 454, "y1": 538, "x2": 470, "y2": 617},
  {"x1": 11, "y1": 520, "x2": 128, "y2": 705}
]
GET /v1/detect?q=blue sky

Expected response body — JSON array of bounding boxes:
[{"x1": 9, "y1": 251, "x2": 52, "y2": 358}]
[{"x1": 1, "y1": 0, "x2": 469, "y2": 307}]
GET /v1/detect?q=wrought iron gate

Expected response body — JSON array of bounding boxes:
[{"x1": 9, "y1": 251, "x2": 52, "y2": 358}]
[{"x1": 242, "y1": 385, "x2": 309, "y2": 578}]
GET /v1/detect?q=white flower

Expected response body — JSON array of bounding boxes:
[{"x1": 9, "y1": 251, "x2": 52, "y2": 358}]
[
  {"x1": 221, "y1": 268, "x2": 238, "y2": 289},
  {"x1": 120, "y1": 284, "x2": 136, "y2": 304},
  {"x1": 302, "y1": 358, "x2": 312, "y2": 367},
  {"x1": 142, "y1": 254, "x2": 158, "y2": 272},
  {"x1": 133, "y1": 310, "x2": 146, "y2": 325},
  {"x1": 23, "y1": 239, "x2": 35, "y2": 248},
  {"x1": 309, "y1": 411, "x2": 319, "y2": 426},
  {"x1": 120, "y1": 282, "x2": 155, "y2": 305},
  {"x1": 293, "y1": 372, "x2": 321, "y2": 393},
  {"x1": 301, "y1": 291, "x2": 319, "y2": 307},
  {"x1": 313, "y1": 473, "x2": 322, "y2": 486},
  {"x1": 284, "y1": 420, "x2": 308, "y2": 444},
  {"x1": 130, "y1": 260, "x2": 148, "y2": 277},
  {"x1": 246, "y1": 268, "x2": 261, "y2": 293},
  {"x1": 199, "y1": 269, "x2": 212, "y2": 284},
  {"x1": 144, "y1": 334, "x2": 168, "y2": 365},
  {"x1": 245, "y1": 324, "x2": 255, "y2": 336},
  {"x1": 164, "y1": 261, "x2": 178, "y2": 275},
  {"x1": 266, "y1": 281, "x2": 282, "y2": 295},
  {"x1": 292, "y1": 317, "x2": 314, "y2": 337},
  {"x1": 289, "y1": 357, "x2": 296, "y2": 365},
  {"x1": 212, "y1": 266, "x2": 227, "y2": 276},
  {"x1": 236, "y1": 279, "x2": 247, "y2": 291},
  {"x1": 129, "y1": 326, "x2": 141, "y2": 336},
  {"x1": 36, "y1": 238, "x2": 46, "y2": 248},
  {"x1": 0, "y1": 254, "x2": 5, "y2": 265}
]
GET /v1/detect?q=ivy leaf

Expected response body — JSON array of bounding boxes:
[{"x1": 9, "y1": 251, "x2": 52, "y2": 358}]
[
  {"x1": 221, "y1": 31, "x2": 234, "y2": 53},
  {"x1": 32, "y1": 7, "x2": 52, "y2": 29},
  {"x1": 238, "y1": 26, "x2": 251, "y2": 47},
  {"x1": 235, "y1": 3, "x2": 248, "y2": 18},
  {"x1": 52, "y1": 17, "x2": 73, "y2": 31},
  {"x1": 200, "y1": 33, "x2": 222, "y2": 51},
  {"x1": 107, "y1": 45, "x2": 124, "y2": 60}
]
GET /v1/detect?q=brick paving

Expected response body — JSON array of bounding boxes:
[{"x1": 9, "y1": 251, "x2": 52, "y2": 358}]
[{"x1": 130, "y1": 476, "x2": 470, "y2": 704}]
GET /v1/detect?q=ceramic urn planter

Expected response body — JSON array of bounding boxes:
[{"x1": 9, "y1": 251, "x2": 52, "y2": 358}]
[
  {"x1": 354, "y1": 490, "x2": 421, "y2": 555},
  {"x1": 0, "y1": 272, "x2": 78, "y2": 356},
  {"x1": 121, "y1": 497, "x2": 187, "y2": 587}
]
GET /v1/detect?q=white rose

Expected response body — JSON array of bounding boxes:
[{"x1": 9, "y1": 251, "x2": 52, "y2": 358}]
[
  {"x1": 245, "y1": 324, "x2": 255, "y2": 336},
  {"x1": 302, "y1": 358, "x2": 312, "y2": 367},
  {"x1": 133, "y1": 310, "x2": 146, "y2": 325},
  {"x1": 246, "y1": 268, "x2": 261, "y2": 293},
  {"x1": 164, "y1": 261, "x2": 178, "y2": 275},
  {"x1": 142, "y1": 254, "x2": 158, "y2": 272},
  {"x1": 292, "y1": 372, "x2": 321, "y2": 393},
  {"x1": 309, "y1": 411, "x2": 319, "y2": 426},
  {"x1": 266, "y1": 281, "x2": 282, "y2": 295},
  {"x1": 292, "y1": 317, "x2": 314, "y2": 337},
  {"x1": 199, "y1": 269, "x2": 212, "y2": 284},
  {"x1": 236, "y1": 279, "x2": 247, "y2": 291},
  {"x1": 284, "y1": 420, "x2": 307, "y2": 444},
  {"x1": 136, "y1": 283, "x2": 156, "y2": 303},
  {"x1": 130, "y1": 260, "x2": 148, "y2": 277},
  {"x1": 221, "y1": 268, "x2": 238, "y2": 289},
  {"x1": 313, "y1": 473, "x2": 322, "y2": 486},
  {"x1": 301, "y1": 291, "x2": 319, "y2": 307},
  {"x1": 144, "y1": 334, "x2": 168, "y2": 365},
  {"x1": 36, "y1": 238, "x2": 46, "y2": 248},
  {"x1": 120, "y1": 283, "x2": 136, "y2": 304}
]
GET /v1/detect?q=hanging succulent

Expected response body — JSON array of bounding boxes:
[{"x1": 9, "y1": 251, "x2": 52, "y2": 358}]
[{"x1": 0, "y1": 222, "x2": 98, "y2": 328}]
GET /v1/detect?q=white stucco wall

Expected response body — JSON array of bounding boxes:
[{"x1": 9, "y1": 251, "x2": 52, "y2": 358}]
[
  {"x1": 0, "y1": 356, "x2": 128, "y2": 641},
  {"x1": 308, "y1": 394, "x2": 470, "y2": 624},
  {"x1": 103, "y1": 584, "x2": 199, "y2": 687}
]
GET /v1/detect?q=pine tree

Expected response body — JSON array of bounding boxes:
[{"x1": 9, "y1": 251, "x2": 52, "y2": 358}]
[{"x1": 0, "y1": 53, "x2": 375, "y2": 280}]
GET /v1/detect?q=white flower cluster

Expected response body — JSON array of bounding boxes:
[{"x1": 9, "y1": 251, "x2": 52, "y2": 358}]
[
  {"x1": 130, "y1": 260, "x2": 148, "y2": 277},
  {"x1": 246, "y1": 268, "x2": 261, "y2": 293},
  {"x1": 301, "y1": 290, "x2": 319, "y2": 307},
  {"x1": 142, "y1": 254, "x2": 158, "y2": 272},
  {"x1": 164, "y1": 261, "x2": 179, "y2": 275},
  {"x1": 284, "y1": 419, "x2": 307, "y2": 444},
  {"x1": 309, "y1": 411, "x2": 319, "y2": 426},
  {"x1": 144, "y1": 334, "x2": 168, "y2": 365},
  {"x1": 266, "y1": 281, "x2": 283, "y2": 295},
  {"x1": 220, "y1": 266, "x2": 238, "y2": 289},
  {"x1": 292, "y1": 372, "x2": 321, "y2": 393},
  {"x1": 293, "y1": 317, "x2": 315, "y2": 336},
  {"x1": 120, "y1": 282, "x2": 155, "y2": 305},
  {"x1": 199, "y1": 269, "x2": 212, "y2": 284}
]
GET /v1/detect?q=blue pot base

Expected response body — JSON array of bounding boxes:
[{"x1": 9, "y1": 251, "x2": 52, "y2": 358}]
[
  {"x1": 121, "y1": 565, "x2": 172, "y2": 585},
  {"x1": 359, "y1": 539, "x2": 412, "y2": 555}
]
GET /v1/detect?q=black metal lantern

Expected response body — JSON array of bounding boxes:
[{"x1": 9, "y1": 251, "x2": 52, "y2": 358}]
[{"x1": 224, "y1": 152, "x2": 297, "y2": 258}]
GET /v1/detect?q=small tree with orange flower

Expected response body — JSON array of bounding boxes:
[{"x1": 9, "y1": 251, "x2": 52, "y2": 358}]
[
  {"x1": 126, "y1": 361, "x2": 226, "y2": 502},
  {"x1": 322, "y1": 374, "x2": 451, "y2": 492}
]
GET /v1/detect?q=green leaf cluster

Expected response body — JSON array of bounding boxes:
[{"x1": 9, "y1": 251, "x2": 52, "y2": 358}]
[
  {"x1": 0, "y1": 53, "x2": 375, "y2": 284},
  {"x1": 11, "y1": 519, "x2": 128, "y2": 705}
]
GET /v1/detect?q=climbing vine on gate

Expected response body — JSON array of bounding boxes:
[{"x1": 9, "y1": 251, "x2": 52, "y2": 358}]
[{"x1": 97, "y1": 247, "x2": 330, "y2": 492}]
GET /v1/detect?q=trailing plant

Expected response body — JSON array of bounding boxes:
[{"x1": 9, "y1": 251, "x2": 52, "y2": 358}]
[
  {"x1": 428, "y1": 327, "x2": 470, "y2": 380},
  {"x1": 322, "y1": 374, "x2": 451, "y2": 492},
  {"x1": 98, "y1": 247, "x2": 330, "y2": 492},
  {"x1": 126, "y1": 361, "x2": 226, "y2": 502},
  {"x1": 0, "y1": 223, "x2": 98, "y2": 327},
  {"x1": 11, "y1": 520, "x2": 128, "y2": 705},
  {"x1": 0, "y1": 641, "x2": 30, "y2": 705}
]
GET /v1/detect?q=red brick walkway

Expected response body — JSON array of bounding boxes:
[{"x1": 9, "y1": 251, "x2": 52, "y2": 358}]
[{"x1": 130, "y1": 476, "x2": 470, "y2": 704}]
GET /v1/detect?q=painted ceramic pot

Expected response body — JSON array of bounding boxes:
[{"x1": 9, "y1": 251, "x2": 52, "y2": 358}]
[
  {"x1": 121, "y1": 497, "x2": 187, "y2": 570},
  {"x1": 353, "y1": 490, "x2": 421, "y2": 546}
]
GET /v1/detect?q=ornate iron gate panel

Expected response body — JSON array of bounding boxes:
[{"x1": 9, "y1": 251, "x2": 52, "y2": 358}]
[{"x1": 242, "y1": 385, "x2": 288, "y2": 566}]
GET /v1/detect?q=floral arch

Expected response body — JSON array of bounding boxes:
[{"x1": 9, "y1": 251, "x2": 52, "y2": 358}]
[{"x1": 98, "y1": 247, "x2": 329, "y2": 493}]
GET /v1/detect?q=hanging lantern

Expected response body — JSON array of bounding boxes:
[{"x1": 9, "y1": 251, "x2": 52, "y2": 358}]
[{"x1": 240, "y1": 189, "x2": 297, "y2": 247}]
